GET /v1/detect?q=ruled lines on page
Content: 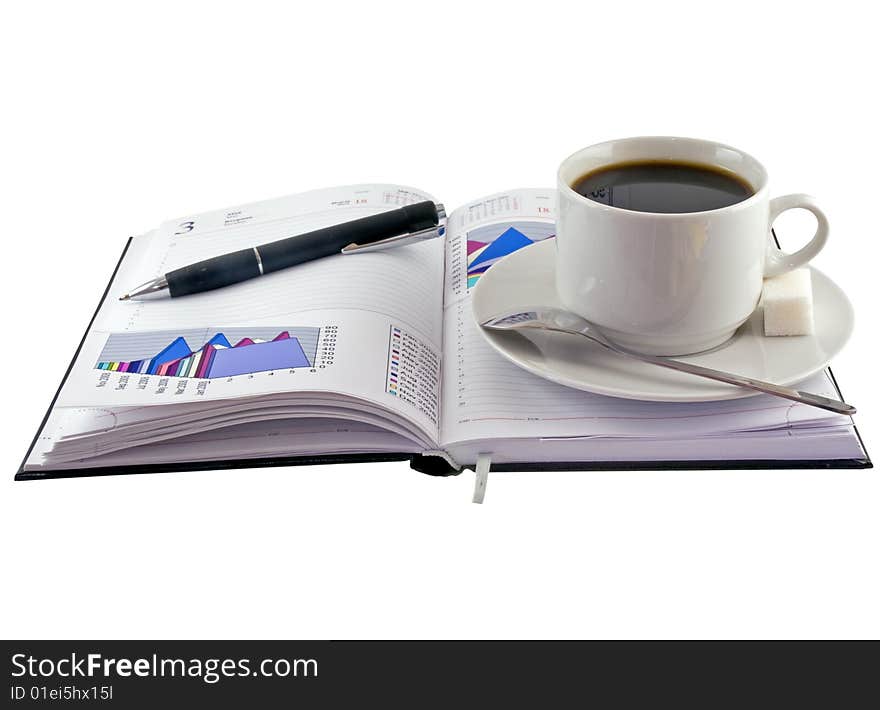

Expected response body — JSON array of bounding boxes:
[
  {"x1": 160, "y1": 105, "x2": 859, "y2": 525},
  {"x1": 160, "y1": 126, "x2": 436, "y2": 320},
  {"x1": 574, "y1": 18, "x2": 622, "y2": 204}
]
[
  {"x1": 442, "y1": 308, "x2": 847, "y2": 443},
  {"x1": 102, "y1": 184, "x2": 444, "y2": 345}
]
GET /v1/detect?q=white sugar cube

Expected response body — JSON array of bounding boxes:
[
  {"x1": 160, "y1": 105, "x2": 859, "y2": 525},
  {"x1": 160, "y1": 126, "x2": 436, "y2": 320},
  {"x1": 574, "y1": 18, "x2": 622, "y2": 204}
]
[{"x1": 762, "y1": 268, "x2": 814, "y2": 336}]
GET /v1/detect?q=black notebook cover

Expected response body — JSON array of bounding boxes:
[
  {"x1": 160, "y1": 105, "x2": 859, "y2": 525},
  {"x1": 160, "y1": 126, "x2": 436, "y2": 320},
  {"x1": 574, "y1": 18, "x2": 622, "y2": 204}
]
[{"x1": 16, "y1": 237, "x2": 872, "y2": 481}]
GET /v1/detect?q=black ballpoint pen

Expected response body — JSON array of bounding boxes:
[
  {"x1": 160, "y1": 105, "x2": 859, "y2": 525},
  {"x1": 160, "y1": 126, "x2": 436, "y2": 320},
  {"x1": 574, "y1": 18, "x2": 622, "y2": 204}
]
[{"x1": 119, "y1": 200, "x2": 446, "y2": 300}]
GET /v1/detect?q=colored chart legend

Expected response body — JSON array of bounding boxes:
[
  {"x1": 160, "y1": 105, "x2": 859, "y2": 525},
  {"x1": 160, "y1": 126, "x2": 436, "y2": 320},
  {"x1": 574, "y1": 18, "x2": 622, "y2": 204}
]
[
  {"x1": 466, "y1": 220, "x2": 555, "y2": 289},
  {"x1": 387, "y1": 327, "x2": 402, "y2": 396},
  {"x1": 385, "y1": 324, "x2": 439, "y2": 427},
  {"x1": 95, "y1": 326, "x2": 321, "y2": 379}
]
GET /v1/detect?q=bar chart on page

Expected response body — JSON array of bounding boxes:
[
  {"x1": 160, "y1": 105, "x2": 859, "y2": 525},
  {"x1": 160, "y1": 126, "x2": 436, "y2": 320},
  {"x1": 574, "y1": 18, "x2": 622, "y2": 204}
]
[{"x1": 95, "y1": 326, "x2": 321, "y2": 379}]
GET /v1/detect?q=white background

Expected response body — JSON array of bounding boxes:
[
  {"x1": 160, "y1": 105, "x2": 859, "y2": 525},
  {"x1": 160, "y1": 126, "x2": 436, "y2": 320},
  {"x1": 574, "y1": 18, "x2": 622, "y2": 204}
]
[{"x1": 1, "y1": 1, "x2": 877, "y2": 639}]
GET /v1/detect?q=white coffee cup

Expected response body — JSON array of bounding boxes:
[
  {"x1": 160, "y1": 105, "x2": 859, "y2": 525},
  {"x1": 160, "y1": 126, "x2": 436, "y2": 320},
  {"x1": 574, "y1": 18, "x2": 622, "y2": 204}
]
[{"x1": 556, "y1": 136, "x2": 828, "y2": 355}]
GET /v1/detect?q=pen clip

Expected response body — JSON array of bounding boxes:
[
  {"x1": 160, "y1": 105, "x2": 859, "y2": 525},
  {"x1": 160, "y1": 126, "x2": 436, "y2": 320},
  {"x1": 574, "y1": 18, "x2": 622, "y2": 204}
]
[{"x1": 341, "y1": 204, "x2": 446, "y2": 254}]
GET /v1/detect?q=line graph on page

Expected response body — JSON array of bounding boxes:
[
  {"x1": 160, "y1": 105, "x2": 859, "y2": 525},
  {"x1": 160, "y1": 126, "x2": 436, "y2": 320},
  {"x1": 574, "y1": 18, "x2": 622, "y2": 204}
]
[
  {"x1": 96, "y1": 327, "x2": 321, "y2": 377},
  {"x1": 466, "y1": 221, "x2": 555, "y2": 289},
  {"x1": 92, "y1": 325, "x2": 337, "y2": 396}
]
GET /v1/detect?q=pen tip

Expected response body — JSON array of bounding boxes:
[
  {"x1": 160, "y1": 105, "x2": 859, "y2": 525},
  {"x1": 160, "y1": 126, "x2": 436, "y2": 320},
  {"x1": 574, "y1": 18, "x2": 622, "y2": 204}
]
[{"x1": 119, "y1": 294, "x2": 130, "y2": 301}]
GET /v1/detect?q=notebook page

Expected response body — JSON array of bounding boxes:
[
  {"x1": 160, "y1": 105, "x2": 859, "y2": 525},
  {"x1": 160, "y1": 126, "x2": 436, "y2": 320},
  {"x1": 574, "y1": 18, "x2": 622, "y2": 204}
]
[
  {"x1": 439, "y1": 188, "x2": 852, "y2": 447},
  {"x1": 48, "y1": 185, "x2": 444, "y2": 441}
]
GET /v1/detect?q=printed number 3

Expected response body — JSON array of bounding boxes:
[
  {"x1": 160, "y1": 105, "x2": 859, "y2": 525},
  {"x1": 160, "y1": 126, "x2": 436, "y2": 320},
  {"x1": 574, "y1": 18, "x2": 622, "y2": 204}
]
[{"x1": 175, "y1": 221, "x2": 195, "y2": 235}]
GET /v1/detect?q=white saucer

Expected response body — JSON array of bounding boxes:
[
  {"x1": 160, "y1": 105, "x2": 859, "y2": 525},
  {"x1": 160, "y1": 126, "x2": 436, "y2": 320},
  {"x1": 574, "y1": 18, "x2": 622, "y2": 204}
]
[{"x1": 472, "y1": 239, "x2": 853, "y2": 402}]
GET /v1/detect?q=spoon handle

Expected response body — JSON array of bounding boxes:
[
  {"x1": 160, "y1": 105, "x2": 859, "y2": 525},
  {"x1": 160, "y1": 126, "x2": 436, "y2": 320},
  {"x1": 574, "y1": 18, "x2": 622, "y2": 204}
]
[{"x1": 603, "y1": 342, "x2": 856, "y2": 415}]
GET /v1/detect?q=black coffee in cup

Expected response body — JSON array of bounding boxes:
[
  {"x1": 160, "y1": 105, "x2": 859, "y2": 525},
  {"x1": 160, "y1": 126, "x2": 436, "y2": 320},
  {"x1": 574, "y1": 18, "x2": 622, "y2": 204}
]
[{"x1": 572, "y1": 160, "x2": 754, "y2": 214}]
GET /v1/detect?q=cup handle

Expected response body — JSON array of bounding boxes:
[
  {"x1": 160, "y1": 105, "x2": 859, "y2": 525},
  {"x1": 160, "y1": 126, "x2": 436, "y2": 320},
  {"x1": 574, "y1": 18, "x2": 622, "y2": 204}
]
[{"x1": 764, "y1": 193, "x2": 829, "y2": 278}]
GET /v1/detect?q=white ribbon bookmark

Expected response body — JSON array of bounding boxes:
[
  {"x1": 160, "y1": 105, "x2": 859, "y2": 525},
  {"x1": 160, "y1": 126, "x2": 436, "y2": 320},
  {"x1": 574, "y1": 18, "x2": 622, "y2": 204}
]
[{"x1": 473, "y1": 454, "x2": 491, "y2": 504}]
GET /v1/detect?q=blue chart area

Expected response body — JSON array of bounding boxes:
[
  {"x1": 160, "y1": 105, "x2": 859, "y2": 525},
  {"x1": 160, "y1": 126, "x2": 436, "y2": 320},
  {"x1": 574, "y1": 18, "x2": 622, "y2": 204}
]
[
  {"x1": 466, "y1": 220, "x2": 555, "y2": 288},
  {"x1": 95, "y1": 327, "x2": 320, "y2": 379}
]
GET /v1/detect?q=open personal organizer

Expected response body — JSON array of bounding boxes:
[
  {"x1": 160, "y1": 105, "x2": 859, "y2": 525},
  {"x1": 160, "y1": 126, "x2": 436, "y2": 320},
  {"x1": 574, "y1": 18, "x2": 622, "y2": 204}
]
[{"x1": 18, "y1": 184, "x2": 870, "y2": 493}]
